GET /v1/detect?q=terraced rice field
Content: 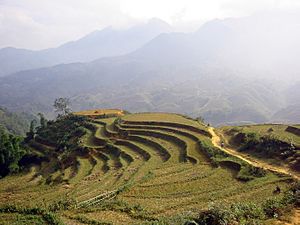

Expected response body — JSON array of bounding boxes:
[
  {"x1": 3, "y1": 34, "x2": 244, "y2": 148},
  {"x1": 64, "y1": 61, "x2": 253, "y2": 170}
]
[
  {"x1": 74, "y1": 108, "x2": 124, "y2": 118},
  {"x1": 0, "y1": 113, "x2": 292, "y2": 224}
]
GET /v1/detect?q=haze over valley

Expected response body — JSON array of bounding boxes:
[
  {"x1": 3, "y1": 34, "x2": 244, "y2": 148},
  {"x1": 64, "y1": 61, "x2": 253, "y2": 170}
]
[{"x1": 0, "y1": 11, "x2": 299, "y2": 125}]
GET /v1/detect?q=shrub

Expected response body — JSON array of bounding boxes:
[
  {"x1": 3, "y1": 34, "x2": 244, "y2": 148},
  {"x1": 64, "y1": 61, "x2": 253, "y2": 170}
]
[
  {"x1": 197, "y1": 141, "x2": 228, "y2": 165},
  {"x1": 196, "y1": 204, "x2": 233, "y2": 225},
  {"x1": 69, "y1": 215, "x2": 112, "y2": 225},
  {"x1": 231, "y1": 127, "x2": 241, "y2": 133},
  {"x1": 237, "y1": 165, "x2": 266, "y2": 181},
  {"x1": 237, "y1": 131, "x2": 294, "y2": 159},
  {"x1": 196, "y1": 199, "x2": 288, "y2": 225},
  {"x1": 263, "y1": 198, "x2": 284, "y2": 218},
  {"x1": 231, "y1": 202, "x2": 265, "y2": 223},
  {"x1": 0, "y1": 205, "x2": 63, "y2": 225},
  {"x1": 42, "y1": 212, "x2": 63, "y2": 225},
  {"x1": 48, "y1": 197, "x2": 76, "y2": 211},
  {"x1": 238, "y1": 132, "x2": 260, "y2": 151},
  {"x1": 282, "y1": 182, "x2": 300, "y2": 206}
]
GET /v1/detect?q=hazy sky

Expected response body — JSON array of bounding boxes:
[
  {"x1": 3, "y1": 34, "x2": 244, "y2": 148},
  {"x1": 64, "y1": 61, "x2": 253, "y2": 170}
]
[{"x1": 1, "y1": 0, "x2": 300, "y2": 50}]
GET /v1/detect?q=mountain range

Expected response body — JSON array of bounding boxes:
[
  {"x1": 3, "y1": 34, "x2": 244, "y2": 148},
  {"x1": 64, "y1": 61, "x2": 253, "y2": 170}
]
[
  {"x1": 0, "y1": 13, "x2": 299, "y2": 125},
  {"x1": 0, "y1": 18, "x2": 172, "y2": 77}
]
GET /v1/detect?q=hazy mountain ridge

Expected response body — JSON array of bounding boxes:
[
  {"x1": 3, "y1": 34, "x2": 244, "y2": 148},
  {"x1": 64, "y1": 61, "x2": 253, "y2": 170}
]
[
  {"x1": 0, "y1": 13, "x2": 299, "y2": 125},
  {"x1": 0, "y1": 62, "x2": 288, "y2": 125},
  {"x1": 272, "y1": 104, "x2": 300, "y2": 123},
  {"x1": 0, "y1": 18, "x2": 172, "y2": 77}
]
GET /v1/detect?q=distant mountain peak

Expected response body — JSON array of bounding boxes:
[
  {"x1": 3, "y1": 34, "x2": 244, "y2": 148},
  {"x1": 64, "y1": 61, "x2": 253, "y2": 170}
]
[
  {"x1": 196, "y1": 18, "x2": 229, "y2": 33},
  {"x1": 89, "y1": 26, "x2": 113, "y2": 34},
  {"x1": 147, "y1": 18, "x2": 171, "y2": 26},
  {"x1": 139, "y1": 18, "x2": 173, "y2": 33},
  {"x1": 0, "y1": 17, "x2": 173, "y2": 77}
]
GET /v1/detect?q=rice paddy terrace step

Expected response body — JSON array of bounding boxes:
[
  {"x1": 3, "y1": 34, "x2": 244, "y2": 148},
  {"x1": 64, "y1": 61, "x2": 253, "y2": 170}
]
[
  {"x1": 117, "y1": 124, "x2": 209, "y2": 163},
  {"x1": 121, "y1": 119, "x2": 211, "y2": 137},
  {"x1": 8, "y1": 112, "x2": 294, "y2": 225},
  {"x1": 121, "y1": 129, "x2": 195, "y2": 163}
]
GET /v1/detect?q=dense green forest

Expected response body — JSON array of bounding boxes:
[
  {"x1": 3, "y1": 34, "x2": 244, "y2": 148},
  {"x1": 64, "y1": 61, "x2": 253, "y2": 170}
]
[
  {"x1": 0, "y1": 127, "x2": 26, "y2": 177},
  {"x1": 0, "y1": 107, "x2": 37, "y2": 178}
]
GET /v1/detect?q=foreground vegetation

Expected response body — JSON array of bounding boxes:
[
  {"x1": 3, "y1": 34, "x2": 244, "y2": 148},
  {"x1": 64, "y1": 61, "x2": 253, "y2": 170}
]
[
  {"x1": 0, "y1": 127, "x2": 26, "y2": 178},
  {"x1": 0, "y1": 111, "x2": 298, "y2": 224}
]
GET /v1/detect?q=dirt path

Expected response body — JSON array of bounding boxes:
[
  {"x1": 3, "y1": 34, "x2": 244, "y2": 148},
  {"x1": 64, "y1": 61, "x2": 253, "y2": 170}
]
[
  {"x1": 286, "y1": 209, "x2": 300, "y2": 225},
  {"x1": 208, "y1": 127, "x2": 300, "y2": 180}
]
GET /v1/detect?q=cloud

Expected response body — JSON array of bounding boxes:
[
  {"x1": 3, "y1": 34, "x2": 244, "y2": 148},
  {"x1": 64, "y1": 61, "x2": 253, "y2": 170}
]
[
  {"x1": 0, "y1": 0, "x2": 300, "y2": 49},
  {"x1": 0, "y1": 0, "x2": 133, "y2": 49},
  {"x1": 0, "y1": 5, "x2": 47, "y2": 48}
]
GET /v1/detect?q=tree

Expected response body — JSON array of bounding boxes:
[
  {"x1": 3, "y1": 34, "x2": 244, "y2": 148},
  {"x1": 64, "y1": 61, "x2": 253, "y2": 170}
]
[
  {"x1": 53, "y1": 98, "x2": 71, "y2": 117},
  {"x1": 25, "y1": 119, "x2": 37, "y2": 142},
  {"x1": 0, "y1": 128, "x2": 25, "y2": 177},
  {"x1": 196, "y1": 116, "x2": 205, "y2": 123},
  {"x1": 37, "y1": 113, "x2": 47, "y2": 129}
]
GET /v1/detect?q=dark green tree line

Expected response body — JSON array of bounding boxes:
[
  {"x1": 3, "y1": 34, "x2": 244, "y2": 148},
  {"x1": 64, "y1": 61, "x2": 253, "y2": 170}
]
[{"x1": 0, "y1": 127, "x2": 26, "y2": 177}]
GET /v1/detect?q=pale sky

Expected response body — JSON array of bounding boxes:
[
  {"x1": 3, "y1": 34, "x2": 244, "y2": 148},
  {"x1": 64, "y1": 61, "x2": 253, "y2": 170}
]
[{"x1": 1, "y1": 0, "x2": 300, "y2": 50}]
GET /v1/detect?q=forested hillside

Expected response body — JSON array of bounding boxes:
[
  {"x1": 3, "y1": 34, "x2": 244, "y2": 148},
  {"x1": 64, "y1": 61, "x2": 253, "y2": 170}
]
[{"x1": 0, "y1": 107, "x2": 34, "y2": 136}]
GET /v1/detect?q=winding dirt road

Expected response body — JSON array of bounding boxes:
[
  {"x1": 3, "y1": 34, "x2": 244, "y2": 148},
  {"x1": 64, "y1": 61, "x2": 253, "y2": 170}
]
[
  {"x1": 208, "y1": 127, "x2": 300, "y2": 180},
  {"x1": 208, "y1": 127, "x2": 300, "y2": 224},
  {"x1": 287, "y1": 209, "x2": 300, "y2": 225}
]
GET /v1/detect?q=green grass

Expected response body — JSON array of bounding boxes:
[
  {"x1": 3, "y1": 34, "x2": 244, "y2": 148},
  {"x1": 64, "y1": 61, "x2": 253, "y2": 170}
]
[
  {"x1": 219, "y1": 124, "x2": 300, "y2": 175},
  {"x1": 0, "y1": 213, "x2": 46, "y2": 225},
  {"x1": 69, "y1": 158, "x2": 94, "y2": 184},
  {"x1": 119, "y1": 124, "x2": 208, "y2": 163},
  {"x1": 0, "y1": 112, "x2": 296, "y2": 224},
  {"x1": 122, "y1": 113, "x2": 206, "y2": 128},
  {"x1": 221, "y1": 124, "x2": 300, "y2": 145}
]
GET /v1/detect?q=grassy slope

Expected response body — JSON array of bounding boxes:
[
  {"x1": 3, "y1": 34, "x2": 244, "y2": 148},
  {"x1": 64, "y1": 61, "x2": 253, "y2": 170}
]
[
  {"x1": 223, "y1": 124, "x2": 300, "y2": 145},
  {"x1": 218, "y1": 124, "x2": 300, "y2": 176},
  {"x1": 0, "y1": 113, "x2": 295, "y2": 224}
]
